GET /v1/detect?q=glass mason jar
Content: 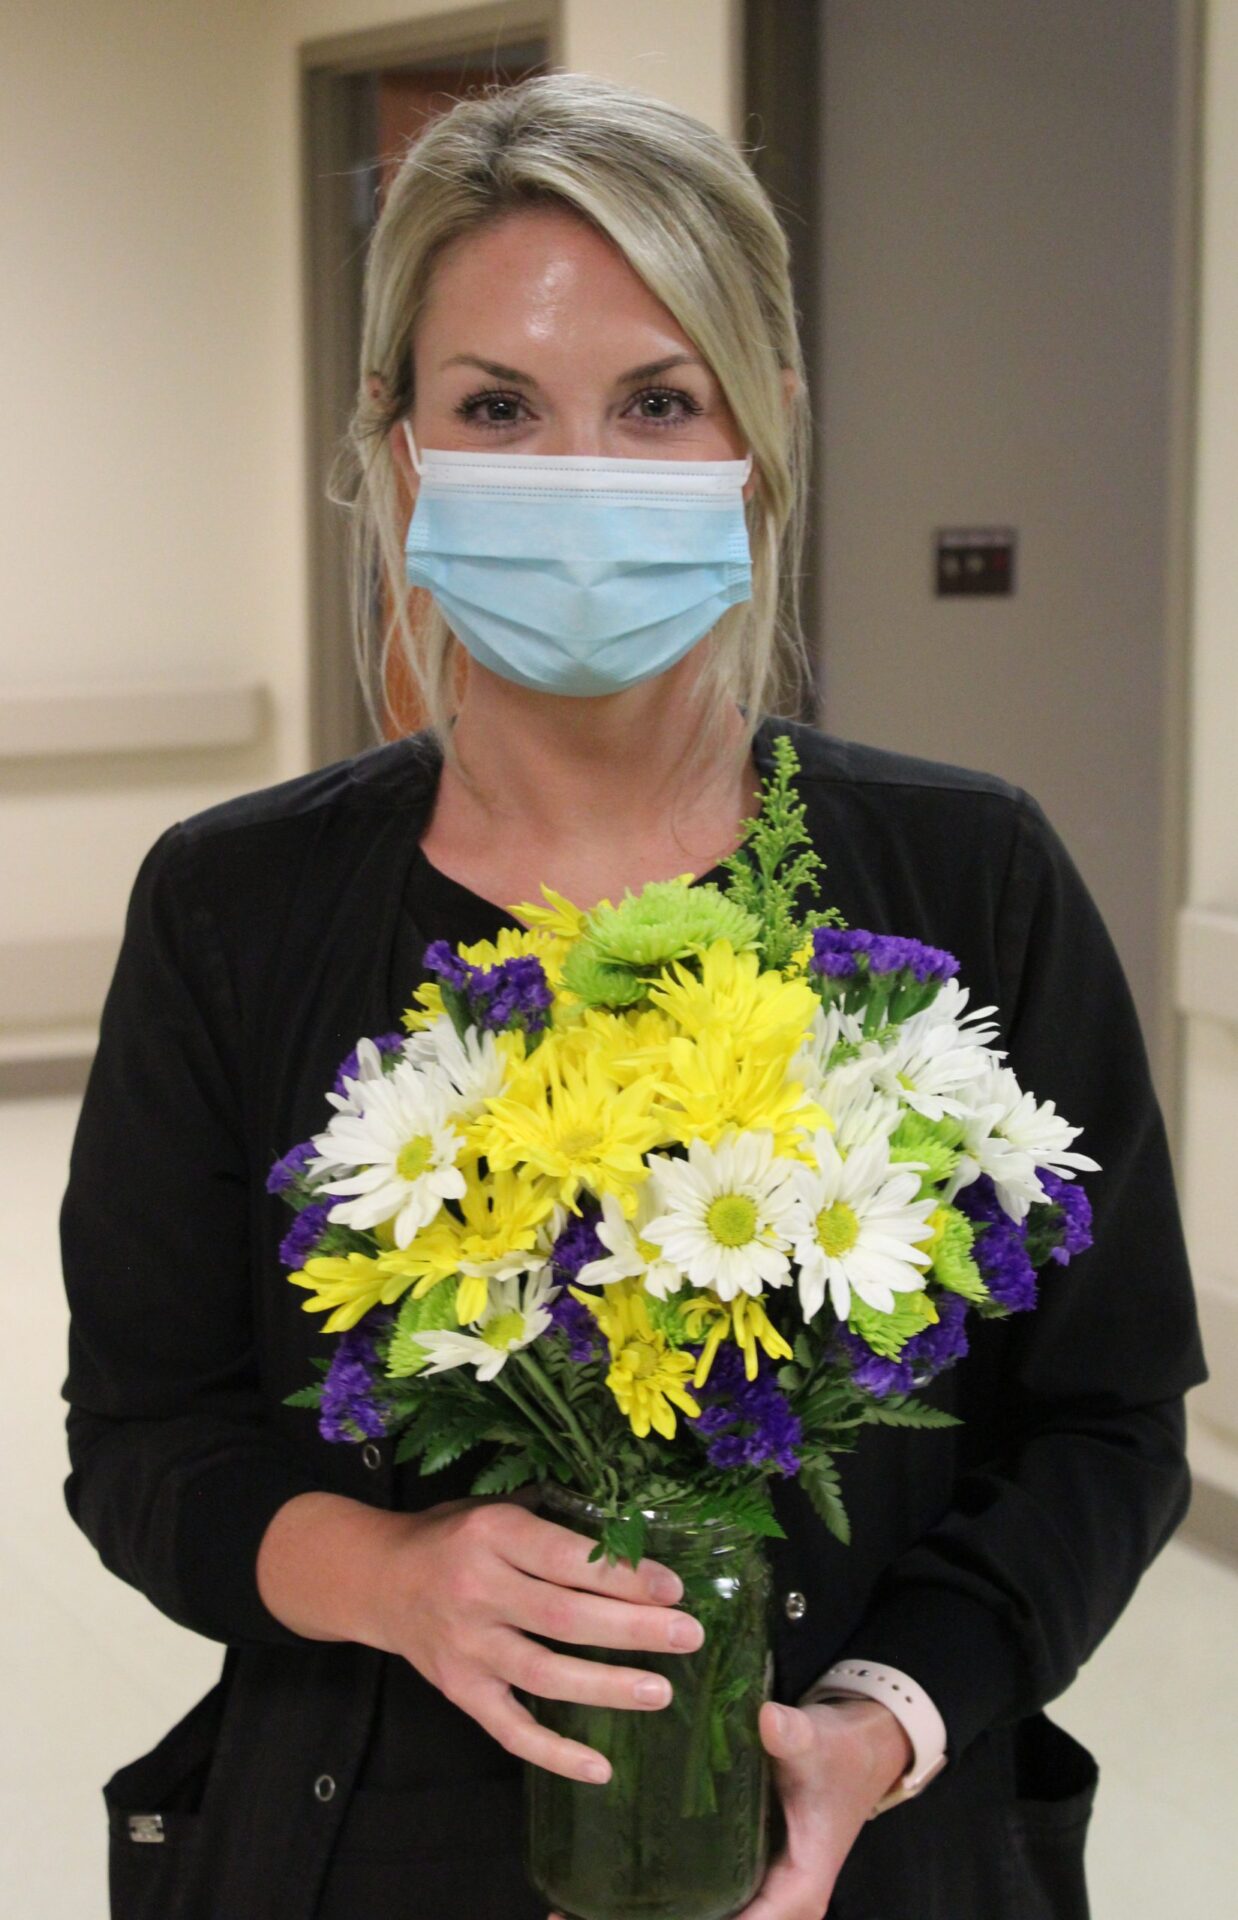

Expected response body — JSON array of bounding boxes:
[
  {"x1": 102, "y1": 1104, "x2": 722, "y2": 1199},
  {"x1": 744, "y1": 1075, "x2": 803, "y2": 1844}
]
[{"x1": 523, "y1": 1484, "x2": 773, "y2": 1920}]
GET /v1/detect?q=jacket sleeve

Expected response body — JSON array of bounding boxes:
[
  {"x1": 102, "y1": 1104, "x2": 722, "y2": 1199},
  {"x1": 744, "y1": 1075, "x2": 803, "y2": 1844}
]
[
  {"x1": 820, "y1": 790, "x2": 1210, "y2": 1761},
  {"x1": 60, "y1": 823, "x2": 323, "y2": 1646}
]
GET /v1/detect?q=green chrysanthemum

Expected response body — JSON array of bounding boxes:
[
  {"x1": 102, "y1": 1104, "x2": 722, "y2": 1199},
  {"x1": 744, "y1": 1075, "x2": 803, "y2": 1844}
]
[
  {"x1": 585, "y1": 881, "x2": 762, "y2": 969},
  {"x1": 928, "y1": 1205, "x2": 990, "y2": 1303},
  {"x1": 559, "y1": 945, "x2": 649, "y2": 1009},
  {"x1": 561, "y1": 882, "x2": 764, "y2": 1009},
  {"x1": 386, "y1": 1276, "x2": 460, "y2": 1377},
  {"x1": 888, "y1": 1109, "x2": 965, "y2": 1194},
  {"x1": 848, "y1": 1285, "x2": 939, "y2": 1359},
  {"x1": 646, "y1": 1289, "x2": 693, "y2": 1347}
]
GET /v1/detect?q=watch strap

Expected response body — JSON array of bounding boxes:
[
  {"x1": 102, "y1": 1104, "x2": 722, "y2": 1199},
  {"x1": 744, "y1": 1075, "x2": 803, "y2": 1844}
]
[{"x1": 797, "y1": 1659, "x2": 949, "y2": 1815}]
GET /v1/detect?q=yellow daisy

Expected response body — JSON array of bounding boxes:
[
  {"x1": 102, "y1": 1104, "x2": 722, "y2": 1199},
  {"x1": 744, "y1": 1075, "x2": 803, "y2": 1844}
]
[
  {"x1": 677, "y1": 1289, "x2": 793, "y2": 1386},
  {"x1": 578, "y1": 1004, "x2": 681, "y2": 1088},
  {"x1": 571, "y1": 1279, "x2": 702, "y2": 1440},
  {"x1": 647, "y1": 940, "x2": 819, "y2": 1054},
  {"x1": 288, "y1": 1251, "x2": 392, "y2": 1333},
  {"x1": 655, "y1": 1029, "x2": 830, "y2": 1158},
  {"x1": 476, "y1": 1047, "x2": 663, "y2": 1217}
]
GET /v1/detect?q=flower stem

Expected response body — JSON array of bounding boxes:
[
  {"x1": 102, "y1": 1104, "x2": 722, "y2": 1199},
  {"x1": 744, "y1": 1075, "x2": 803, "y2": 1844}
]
[
  {"x1": 493, "y1": 1369, "x2": 578, "y2": 1473},
  {"x1": 515, "y1": 1349, "x2": 602, "y2": 1480}
]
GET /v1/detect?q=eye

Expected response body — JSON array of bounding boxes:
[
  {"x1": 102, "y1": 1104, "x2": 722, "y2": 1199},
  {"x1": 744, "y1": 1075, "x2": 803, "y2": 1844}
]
[
  {"x1": 626, "y1": 385, "x2": 705, "y2": 427},
  {"x1": 453, "y1": 387, "x2": 528, "y2": 429}
]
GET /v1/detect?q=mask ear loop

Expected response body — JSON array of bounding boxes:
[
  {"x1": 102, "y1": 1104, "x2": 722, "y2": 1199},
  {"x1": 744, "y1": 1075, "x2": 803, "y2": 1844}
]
[
  {"x1": 401, "y1": 419, "x2": 423, "y2": 477},
  {"x1": 740, "y1": 451, "x2": 754, "y2": 483}
]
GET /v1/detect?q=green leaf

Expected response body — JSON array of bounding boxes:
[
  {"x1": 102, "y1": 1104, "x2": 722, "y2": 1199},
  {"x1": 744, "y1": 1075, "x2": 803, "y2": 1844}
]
[
  {"x1": 282, "y1": 1385, "x2": 323, "y2": 1409},
  {"x1": 800, "y1": 1455, "x2": 852, "y2": 1546},
  {"x1": 718, "y1": 733, "x2": 848, "y2": 969},
  {"x1": 470, "y1": 1451, "x2": 539, "y2": 1496},
  {"x1": 861, "y1": 1397, "x2": 962, "y2": 1430}
]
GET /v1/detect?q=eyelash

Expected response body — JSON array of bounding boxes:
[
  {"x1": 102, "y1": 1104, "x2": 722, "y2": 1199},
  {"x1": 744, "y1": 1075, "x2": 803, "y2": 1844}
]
[{"x1": 452, "y1": 384, "x2": 705, "y2": 431}]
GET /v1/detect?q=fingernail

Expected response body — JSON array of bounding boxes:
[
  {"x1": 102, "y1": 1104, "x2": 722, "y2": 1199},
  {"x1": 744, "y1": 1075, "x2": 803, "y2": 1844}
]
[
  {"x1": 648, "y1": 1569, "x2": 683, "y2": 1604},
  {"x1": 768, "y1": 1703, "x2": 787, "y2": 1736},
  {"x1": 669, "y1": 1615, "x2": 703, "y2": 1651},
  {"x1": 634, "y1": 1676, "x2": 671, "y2": 1705},
  {"x1": 583, "y1": 1758, "x2": 611, "y2": 1784}
]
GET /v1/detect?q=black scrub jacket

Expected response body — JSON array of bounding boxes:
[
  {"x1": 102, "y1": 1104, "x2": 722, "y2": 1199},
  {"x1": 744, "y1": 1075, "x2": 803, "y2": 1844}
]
[{"x1": 60, "y1": 713, "x2": 1208, "y2": 1920}]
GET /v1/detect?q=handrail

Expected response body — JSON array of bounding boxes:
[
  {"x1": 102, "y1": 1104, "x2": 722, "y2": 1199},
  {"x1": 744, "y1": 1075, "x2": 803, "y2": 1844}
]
[
  {"x1": 0, "y1": 682, "x2": 267, "y2": 759},
  {"x1": 1176, "y1": 906, "x2": 1238, "y2": 1027}
]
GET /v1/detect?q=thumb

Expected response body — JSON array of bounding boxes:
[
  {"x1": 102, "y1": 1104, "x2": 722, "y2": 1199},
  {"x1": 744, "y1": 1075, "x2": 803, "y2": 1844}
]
[{"x1": 761, "y1": 1700, "x2": 815, "y2": 1764}]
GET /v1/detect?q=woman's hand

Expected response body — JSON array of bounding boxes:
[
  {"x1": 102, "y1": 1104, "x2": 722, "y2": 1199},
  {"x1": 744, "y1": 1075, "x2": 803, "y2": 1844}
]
[
  {"x1": 548, "y1": 1697, "x2": 915, "y2": 1920},
  {"x1": 366, "y1": 1496, "x2": 704, "y2": 1782},
  {"x1": 733, "y1": 1697, "x2": 913, "y2": 1919},
  {"x1": 256, "y1": 1489, "x2": 702, "y2": 1785}
]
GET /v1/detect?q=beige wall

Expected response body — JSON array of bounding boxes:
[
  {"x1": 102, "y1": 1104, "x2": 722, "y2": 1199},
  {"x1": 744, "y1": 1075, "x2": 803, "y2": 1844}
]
[
  {"x1": 0, "y1": 0, "x2": 737, "y2": 1056},
  {"x1": 815, "y1": 0, "x2": 1188, "y2": 1101},
  {"x1": 1181, "y1": 0, "x2": 1238, "y2": 1504}
]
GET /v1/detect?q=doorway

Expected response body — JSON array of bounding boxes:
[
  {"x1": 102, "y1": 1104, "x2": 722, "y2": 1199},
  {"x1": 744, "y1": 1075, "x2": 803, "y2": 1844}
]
[{"x1": 301, "y1": 4, "x2": 559, "y2": 769}]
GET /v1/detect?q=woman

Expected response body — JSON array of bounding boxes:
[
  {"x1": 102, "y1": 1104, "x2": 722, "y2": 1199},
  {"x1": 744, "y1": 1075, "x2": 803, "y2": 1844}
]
[{"x1": 61, "y1": 73, "x2": 1206, "y2": 1920}]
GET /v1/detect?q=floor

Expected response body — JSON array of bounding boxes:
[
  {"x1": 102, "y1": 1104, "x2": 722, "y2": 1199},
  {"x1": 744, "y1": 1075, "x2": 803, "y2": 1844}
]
[{"x1": 7, "y1": 1091, "x2": 1237, "y2": 1917}]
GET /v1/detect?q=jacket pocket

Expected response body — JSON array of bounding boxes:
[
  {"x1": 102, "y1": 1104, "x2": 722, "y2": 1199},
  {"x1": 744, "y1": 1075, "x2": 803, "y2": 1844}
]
[
  {"x1": 104, "y1": 1671, "x2": 228, "y2": 1920},
  {"x1": 1002, "y1": 1711, "x2": 1099, "y2": 1920}
]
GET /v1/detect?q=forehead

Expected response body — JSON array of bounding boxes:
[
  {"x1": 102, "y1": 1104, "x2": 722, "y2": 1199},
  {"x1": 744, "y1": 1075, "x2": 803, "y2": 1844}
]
[{"x1": 418, "y1": 204, "x2": 696, "y2": 361}]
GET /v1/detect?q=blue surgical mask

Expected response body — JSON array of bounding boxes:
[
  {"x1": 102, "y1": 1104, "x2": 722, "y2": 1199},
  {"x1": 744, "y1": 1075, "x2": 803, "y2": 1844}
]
[{"x1": 401, "y1": 423, "x2": 754, "y2": 697}]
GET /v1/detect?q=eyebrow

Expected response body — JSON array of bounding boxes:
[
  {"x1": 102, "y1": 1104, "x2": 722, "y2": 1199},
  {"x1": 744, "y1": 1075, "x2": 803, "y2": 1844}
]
[{"x1": 438, "y1": 352, "x2": 707, "y2": 388}]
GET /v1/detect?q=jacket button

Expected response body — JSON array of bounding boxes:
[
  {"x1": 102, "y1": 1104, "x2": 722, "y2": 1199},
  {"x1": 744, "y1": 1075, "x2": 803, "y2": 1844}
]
[
  {"x1": 313, "y1": 1774, "x2": 336, "y2": 1803},
  {"x1": 783, "y1": 1590, "x2": 807, "y2": 1622},
  {"x1": 361, "y1": 1442, "x2": 382, "y2": 1470}
]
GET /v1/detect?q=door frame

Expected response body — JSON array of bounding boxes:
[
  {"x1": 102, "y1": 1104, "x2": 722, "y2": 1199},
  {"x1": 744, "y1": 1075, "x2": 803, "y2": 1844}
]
[{"x1": 300, "y1": 2, "x2": 564, "y2": 770}]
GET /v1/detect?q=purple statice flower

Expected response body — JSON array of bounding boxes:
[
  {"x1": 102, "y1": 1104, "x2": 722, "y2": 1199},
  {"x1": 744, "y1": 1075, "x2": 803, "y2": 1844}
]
[
  {"x1": 835, "y1": 1328, "x2": 914, "y2": 1398},
  {"x1": 810, "y1": 928, "x2": 873, "y2": 978},
  {"x1": 266, "y1": 1139, "x2": 318, "y2": 1195},
  {"x1": 810, "y1": 927, "x2": 959, "y2": 986},
  {"x1": 548, "y1": 1291, "x2": 605, "y2": 1363},
  {"x1": 279, "y1": 1201, "x2": 333, "y2": 1270},
  {"x1": 836, "y1": 1293, "x2": 970, "y2": 1398},
  {"x1": 549, "y1": 1206, "x2": 606, "y2": 1282},
  {"x1": 1036, "y1": 1169, "x2": 1095, "y2": 1265},
  {"x1": 318, "y1": 1307, "x2": 394, "y2": 1445},
  {"x1": 471, "y1": 955, "x2": 554, "y2": 1035},
  {"x1": 904, "y1": 1290, "x2": 971, "y2": 1373},
  {"x1": 424, "y1": 942, "x2": 552, "y2": 1036},
  {"x1": 955, "y1": 1175, "x2": 1038, "y2": 1312},
  {"x1": 332, "y1": 1031, "x2": 404, "y2": 1098},
  {"x1": 423, "y1": 939, "x2": 472, "y2": 991},
  {"x1": 865, "y1": 934, "x2": 959, "y2": 984},
  {"x1": 547, "y1": 1206, "x2": 607, "y2": 1361},
  {"x1": 686, "y1": 1342, "x2": 802, "y2": 1476}
]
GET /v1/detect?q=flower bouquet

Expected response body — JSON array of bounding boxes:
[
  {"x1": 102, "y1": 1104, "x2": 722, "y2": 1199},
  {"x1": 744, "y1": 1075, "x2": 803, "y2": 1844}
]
[{"x1": 271, "y1": 736, "x2": 1098, "y2": 1920}]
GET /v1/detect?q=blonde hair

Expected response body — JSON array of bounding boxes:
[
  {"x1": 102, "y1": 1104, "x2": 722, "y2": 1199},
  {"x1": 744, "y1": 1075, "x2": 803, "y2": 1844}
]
[{"x1": 332, "y1": 70, "x2": 814, "y2": 798}]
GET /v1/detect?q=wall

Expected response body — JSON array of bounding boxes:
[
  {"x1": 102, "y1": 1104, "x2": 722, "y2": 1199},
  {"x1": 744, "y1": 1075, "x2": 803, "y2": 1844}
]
[
  {"x1": 816, "y1": 0, "x2": 1187, "y2": 1098},
  {"x1": 0, "y1": 0, "x2": 737, "y2": 1062},
  {"x1": 1181, "y1": 0, "x2": 1238, "y2": 1505}
]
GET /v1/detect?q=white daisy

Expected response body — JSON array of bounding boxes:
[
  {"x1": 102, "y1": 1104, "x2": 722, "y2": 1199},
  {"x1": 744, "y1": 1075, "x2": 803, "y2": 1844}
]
[
  {"x1": 574, "y1": 1183, "x2": 685, "y2": 1300},
  {"x1": 869, "y1": 987, "x2": 997, "y2": 1123},
  {"x1": 319, "y1": 1035, "x2": 401, "y2": 1122},
  {"x1": 818, "y1": 1068, "x2": 903, "y2": 1155},
  {"x1": 310, "y1": 1058, "x2": 468, "y2": 1248},
  {"x1": 948, "y1": 1065, "x2": 1100, "y2": 1222},
  {"x1": 785, "y1": 1128, "x2": 937, "y2": 1322},
  {"x1": 410, "y1": 1270, "x2": 559, "y2": 1381},
  {"x1": 788, "y1": 1000, "x2": 869, "y2": 1089},
  {"x1": 402, "y1": 1013, "x2": 510, "y2": 1121},
  {"x1": 640, "y1": 1131, "x2": 799, "y2": 1302}
]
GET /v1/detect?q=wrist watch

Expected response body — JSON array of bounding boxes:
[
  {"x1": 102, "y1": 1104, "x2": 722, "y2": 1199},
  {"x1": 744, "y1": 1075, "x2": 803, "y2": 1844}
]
[{"x1": 797, "y1": 1659, "x2": 949, "y2": 1816}]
